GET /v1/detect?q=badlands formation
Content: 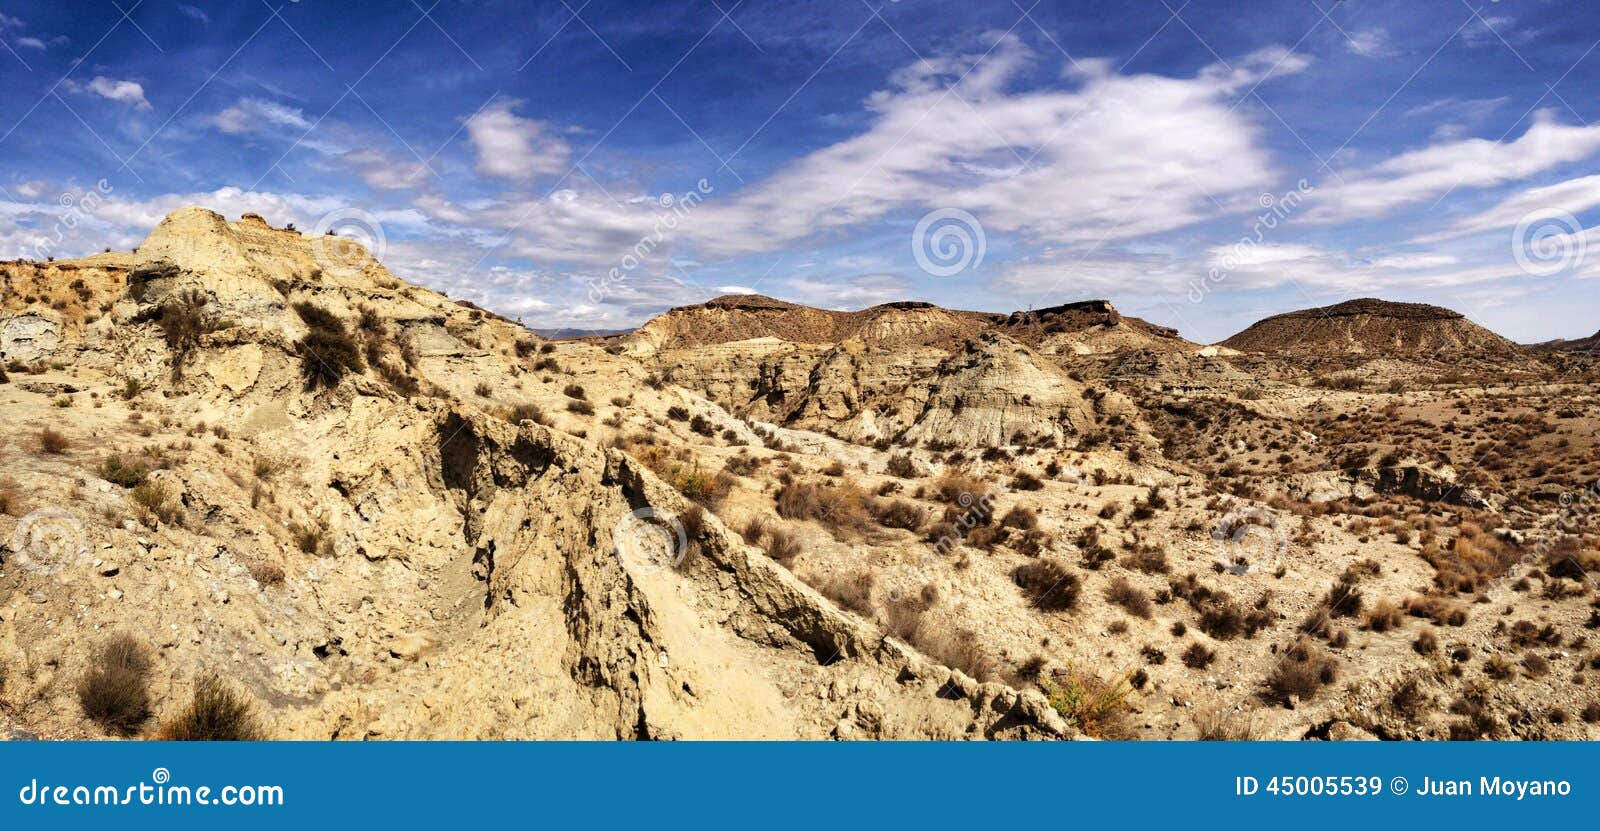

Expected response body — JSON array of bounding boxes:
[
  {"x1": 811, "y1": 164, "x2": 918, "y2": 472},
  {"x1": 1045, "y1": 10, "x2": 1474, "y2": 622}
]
[{"x1": 1, "y1": 208, "x2": 1598, "y2": 740}]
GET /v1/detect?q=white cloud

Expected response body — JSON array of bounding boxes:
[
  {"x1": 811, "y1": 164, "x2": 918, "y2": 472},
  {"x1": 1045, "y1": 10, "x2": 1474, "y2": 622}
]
[
  {"x1": 1418, "y1": 174, "x2": 1600, "y2": 242},
  {"x1": 179, "y1": 5, "x2": 209, "y2": 24},
  {"x1": 781, "y1": 273, "x2": 914, "y2": 309},
  {"x1": 341, "y1": 148, "x2": 434, "y2": 191},
  {"x1": 209, "y1": 98, "x2": 309, "y2": 134},
  {"x1": 16, "y1": 35, "x2": 45, "y2": 50},
  {"x1": 1308, "y1": 112, "x2": 1600, "y2": 222},
  {"x1": 72, "y1": 76, "x2": 152, "y2": 110},
  {"x1": 465, "y1": 99, "x2": 571, "y2": 180},
  {"x1": 687, "y1": 36, "x2": 1307, "y2": 258},
  {"x1": 1345, "y1": 28, "x2": 1392, "y2": 57}
]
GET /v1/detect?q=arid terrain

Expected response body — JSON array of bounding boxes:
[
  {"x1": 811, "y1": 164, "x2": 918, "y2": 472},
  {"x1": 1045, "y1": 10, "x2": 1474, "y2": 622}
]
[{"x1": 2, "y1": 208, "x2": 1598, "y2": 740}]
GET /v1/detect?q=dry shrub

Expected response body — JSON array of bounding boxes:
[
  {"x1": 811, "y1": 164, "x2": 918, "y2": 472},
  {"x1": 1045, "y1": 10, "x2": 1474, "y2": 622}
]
[
  {"x1": 130, "y1": 481, "x2": 182, "y2": 527},
  {"x1": 873, "y1": 499, "x2": 925, "y2": 531},
  {"x1": 157, "y1": 675, "x2": 265, "y2": 741},
  {"x1": 292, "y1": 302, "x2": 364, "y2": 390},
  {"x1": 1000, "y1": 506, "x2": 1037, "y2": 530},
  {"x1": 1546, "y1": 535, "x2": 1600, "y2": 581},
  {"x1": 885, "y1": 454, "x2": 917, "y2": 478},
  {"x1": 1426, "y1": 522, "x2": 1518, "y2": 593},
  {"x1": 78, "y1": 635, "x2": 153, "y2": 735},
  {"x1": 917, "y1": 626, "x2": 998, "y2": 683},
  {"x1": 934, "y1": 471, "x2": 989, "y2": 505},
  {"x1": 1266, "y1": 638, "x2": 1337, "y2": 704},
  {"x1": 815, "y1": 570, "x2": 875, "y2": 617},
  {"x1": 502, "y1": 403, "x2": 551, "y2": 426},
  {"x1": 1013, "y1": 559, "x2": 1080, "y2": 611},
  {"x1": 1181, "y1": 642, "x2": 1216, "y2": 669},
  {"x1": 1194, "y1": 707, "x2": 1256, "y2": 740},
  {"x1": 249, "y1": 561, "x2": 286, "y2": 587},
  {"x1": 38, "y1": 428, "x2": 69, "y2": 454},
  {"x1": 1105, "y1": 577, "x2": 1152, "y2": 618},
  {"x1": 1364, "y1": 598, "x2": 1404, "y2": 632}
]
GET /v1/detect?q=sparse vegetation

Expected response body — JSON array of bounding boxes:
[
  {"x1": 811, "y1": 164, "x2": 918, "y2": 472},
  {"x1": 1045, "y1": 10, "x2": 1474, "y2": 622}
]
[{"x1": 157, "y1": 675, "x2": 265, "y2": 741}]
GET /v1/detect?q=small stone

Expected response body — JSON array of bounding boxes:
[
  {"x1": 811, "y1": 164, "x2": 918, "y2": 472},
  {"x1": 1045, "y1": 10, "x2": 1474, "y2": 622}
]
[{"x1": 28, "y1": 591, "x2": 47, "y2": 603}]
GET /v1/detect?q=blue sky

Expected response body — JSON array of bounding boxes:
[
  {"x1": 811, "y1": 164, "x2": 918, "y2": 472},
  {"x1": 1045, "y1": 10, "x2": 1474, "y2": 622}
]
[{"x1": 2, "y1": 0, "x2": 1598, "y2": 342}]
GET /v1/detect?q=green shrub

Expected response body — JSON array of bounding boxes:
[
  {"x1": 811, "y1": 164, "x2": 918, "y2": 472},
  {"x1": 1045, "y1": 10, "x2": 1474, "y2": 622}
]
[{"x1": 98, "y1": 454, "x2": 149, "y2": 488}]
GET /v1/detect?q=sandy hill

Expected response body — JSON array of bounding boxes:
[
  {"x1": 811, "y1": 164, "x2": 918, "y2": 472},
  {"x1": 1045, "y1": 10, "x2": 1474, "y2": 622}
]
[
  {"x1": 0, "y1": 208, "x2": 1066, "y2": 740},
  {"x1": 1220, "y1": 298, "x2": 1523, "y2": 357},
  {"x1": 992, "y1": 300, "x2": 1191, "y2": 355},
  {"x1": 623, "y1": 294, "x2": 999, "y2": 354},
  {"x1": 1534, "y1": 329, "x2": 1600, "y2": 353}
]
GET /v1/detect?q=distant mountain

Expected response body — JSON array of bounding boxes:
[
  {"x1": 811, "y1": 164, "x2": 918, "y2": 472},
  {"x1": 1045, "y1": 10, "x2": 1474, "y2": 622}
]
[
  {"x1": 1220, "y1": 298, "x2": 1522, "y2": 357},
  {"x1": 1532, "y1": 329, "x2": 1600, "y2": 353},
  {"x1": 534, "y1": 327, "x2": 635, "y2": 340}
]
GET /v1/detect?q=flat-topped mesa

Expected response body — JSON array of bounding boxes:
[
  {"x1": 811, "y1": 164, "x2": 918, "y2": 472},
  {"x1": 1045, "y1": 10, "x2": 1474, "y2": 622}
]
[
  {"x1": 622, "y1": 293, "x2": 997, "y2": 354},
  {"x1": 1220, "y1": 297, "x2": 1522, "y2": 357},
  {"x1": 993, "y1": 299, "x2": 1189, "y2": 355}
]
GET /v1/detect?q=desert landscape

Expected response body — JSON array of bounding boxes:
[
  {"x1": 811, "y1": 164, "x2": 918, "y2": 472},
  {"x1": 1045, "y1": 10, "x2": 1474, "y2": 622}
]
[{"x1": 1, "y1": 208, "x2": 1595, "y2": 741}]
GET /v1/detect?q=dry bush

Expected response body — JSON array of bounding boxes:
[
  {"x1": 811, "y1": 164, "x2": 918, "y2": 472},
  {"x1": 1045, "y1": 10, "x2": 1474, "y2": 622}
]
[
  {"x1": 934, "y1": 471, "x2": 989, "y2": 505},
  {"x1": 815, "y1": 570, "x2": 875, "y2": 617},
  {"x1": 872, "y1": 499, "x2": 924, "y2": 531},
  {"x1": 249, "y1": 561, "x2": 286, "y2": 587},
  {"x1": 885, "y1": 454, "x2": 917, "y2": 478},
  {"x1": 1105, "y1": 576, "x2": 1152, "y2": 618},
  {"x1": 1123, "y1": 545, "x2": 1169, "y2": 574},
  {"x1": 293, "y1": 302, "x2": 364, "y2": 389},
  {"x1": 130, "y1": 481, "x2": 182, "y2": 527},
  {"x1": 157, "y1": 289, "x2": 218, "y2": 377},
  {"x1": 78, "y1": 635, "x2": 153, "y2": 735},
  {"x1": 1266, "y1": 638, "x2": 1337, "y2": 704},
  {"x1": 1000, "y1": 506, "x2": 1037, "y2": 530},
  {"x1": 776, "y1": 479, "x2": 825, "y2": 520},
  {"x1": 1546, "y1": 535, "x2": 1600, "y2": 581},
  {"x1": 157, "y1": 675, "x2": 265, "y2": 741},
  {"x1": 917, "y1": 627, "x2": 997, "y2": 683},
  {"x1": 1194, "y1": 707, "x2": 1256, "y2": 740},
  {"x1": 1181, "y1": 642, "x2": 1216, "y2": 669},
  {"x1": 1364, "y1": 598, "x2": 1404, "y2": 632},
  {"x1": 1013, "y1": 559, "x2": 1080, "y2": 611},
  {"x1": 38, "y1": 428, "x2": 69, "y2": 454},
  {"x1": 502, "y1": 403, "x2": 551, "y2": 426},
  {"x1": 566, "y1": 399, "x2": 595, "y2": 415}
]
